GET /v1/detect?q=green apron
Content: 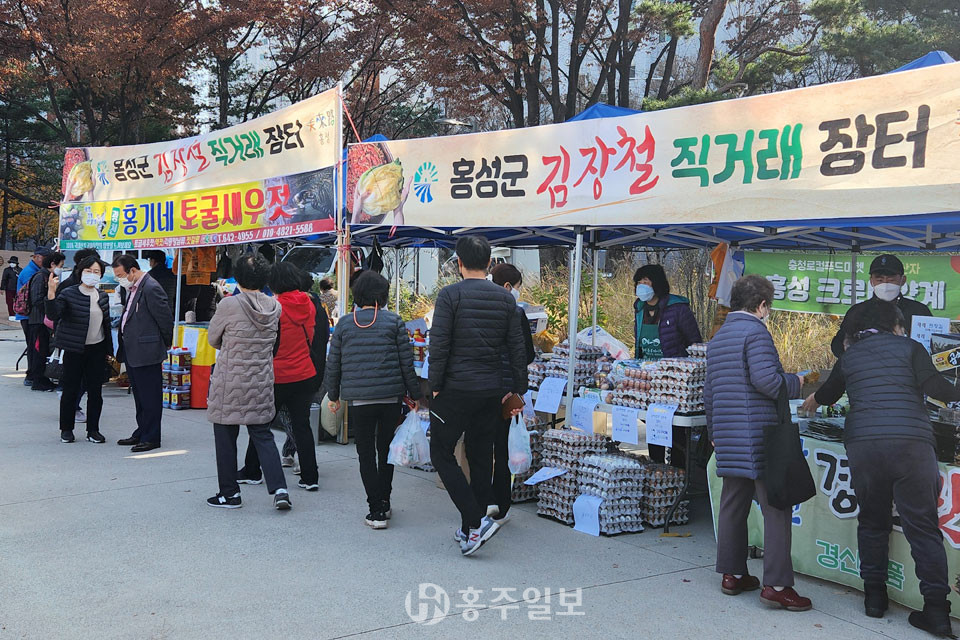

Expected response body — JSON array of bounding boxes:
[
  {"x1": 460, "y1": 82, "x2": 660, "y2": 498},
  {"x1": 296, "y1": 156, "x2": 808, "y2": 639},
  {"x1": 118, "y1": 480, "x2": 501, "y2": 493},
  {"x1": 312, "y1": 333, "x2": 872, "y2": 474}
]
[{"x1": 639, "y1": 320, "x2": 663, "y2": 360}]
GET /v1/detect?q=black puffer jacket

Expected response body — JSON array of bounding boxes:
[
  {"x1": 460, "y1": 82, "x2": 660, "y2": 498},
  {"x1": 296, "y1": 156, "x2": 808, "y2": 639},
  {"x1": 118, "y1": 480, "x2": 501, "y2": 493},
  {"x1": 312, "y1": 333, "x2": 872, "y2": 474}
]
[
  {"x1": 45, "y1": 285, "x2": 113, "y2": 354},
  {"x1": 28, "y1": 268, "x2": 51, "y2": 325},
  {"x1": 501, "y1": 305, "x2": 536, "y2": 393},
  {"x1": 324, "y1": 307, "x2": 421, "y2": 403},
  {"x1": 429, "y1": 278, "x2": 529, "y2": 396}
]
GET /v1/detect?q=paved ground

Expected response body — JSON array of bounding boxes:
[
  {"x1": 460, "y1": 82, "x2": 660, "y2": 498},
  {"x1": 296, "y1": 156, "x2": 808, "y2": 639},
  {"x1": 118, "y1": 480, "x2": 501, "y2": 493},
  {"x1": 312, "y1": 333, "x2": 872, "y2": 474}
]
[{"x1": 0, "y1": 326, "x2": 937, "y2": 639}]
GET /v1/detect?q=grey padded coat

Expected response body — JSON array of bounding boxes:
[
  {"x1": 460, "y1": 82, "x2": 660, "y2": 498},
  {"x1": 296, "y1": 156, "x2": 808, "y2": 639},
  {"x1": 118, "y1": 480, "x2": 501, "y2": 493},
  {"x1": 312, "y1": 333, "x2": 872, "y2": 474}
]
[
  {"x1": 324, "y1": 307, "x2": 421, "y2": 403},
  {"x1": 205, "y1": 291, "x2": 281, "y2": 426},
  {"x1": 704, "y1": 311, "x2": 801, "y2": 479}
]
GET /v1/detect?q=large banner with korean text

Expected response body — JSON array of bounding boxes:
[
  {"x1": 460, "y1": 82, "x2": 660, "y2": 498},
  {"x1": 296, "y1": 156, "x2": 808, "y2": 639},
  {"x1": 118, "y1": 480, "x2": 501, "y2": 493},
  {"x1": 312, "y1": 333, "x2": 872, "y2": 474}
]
[
  {"x1": 743, "y1": 251, "x2": 960, "y2": 319},
  {"x1": 59, "y1": 87, "x2": 340, "y2": 249},
  {"x1": 708, "y1": 440, "x2": 960, "y2": 617},
  {"x1": 346, "y1": 64, "x2": 960, "y2": 228}
]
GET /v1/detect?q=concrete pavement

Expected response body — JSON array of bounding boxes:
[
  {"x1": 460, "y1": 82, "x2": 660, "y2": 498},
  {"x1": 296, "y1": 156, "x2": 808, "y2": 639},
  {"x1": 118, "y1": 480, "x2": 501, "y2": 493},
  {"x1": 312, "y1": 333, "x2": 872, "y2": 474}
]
[{"x1": 0, "y1": 328, "x2": 935, "y2": 639}]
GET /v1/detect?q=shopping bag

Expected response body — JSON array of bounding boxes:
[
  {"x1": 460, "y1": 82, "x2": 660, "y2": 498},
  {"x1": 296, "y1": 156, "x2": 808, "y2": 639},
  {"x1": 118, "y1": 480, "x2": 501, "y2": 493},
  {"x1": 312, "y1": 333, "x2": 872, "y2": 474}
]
[
  {"x1": 507, "y1": 415, "x2": 532, "y2": 474},
  {"x1": 387, "y1": 410, "x2": 430, "y2": 468},
  {"x1": 576, "y1": 326, "x2": 630, "y2": 360},
  {"x1": 319, "y1": 393, "x2": 343, "y2": 437},
  {"x1": 763, "y1": 384, "x2": 816, "y2": 510}
]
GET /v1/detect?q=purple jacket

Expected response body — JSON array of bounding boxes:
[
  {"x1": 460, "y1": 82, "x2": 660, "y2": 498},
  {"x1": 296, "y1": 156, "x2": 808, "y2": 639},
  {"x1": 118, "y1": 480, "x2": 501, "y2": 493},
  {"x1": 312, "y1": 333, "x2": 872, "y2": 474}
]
[
  {"x1": 705, "y1": 312, "x2": 802, "y2": 479},
  {"x1": 634, "y1": 294, "x2": 703, "y2": 359}
]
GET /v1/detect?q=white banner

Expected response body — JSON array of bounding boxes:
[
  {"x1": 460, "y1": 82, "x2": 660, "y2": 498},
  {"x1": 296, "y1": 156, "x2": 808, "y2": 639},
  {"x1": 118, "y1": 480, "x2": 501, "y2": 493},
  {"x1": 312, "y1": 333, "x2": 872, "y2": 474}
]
[{"x1": 347, "y1": 64, "x2": 960, "y2": 228}]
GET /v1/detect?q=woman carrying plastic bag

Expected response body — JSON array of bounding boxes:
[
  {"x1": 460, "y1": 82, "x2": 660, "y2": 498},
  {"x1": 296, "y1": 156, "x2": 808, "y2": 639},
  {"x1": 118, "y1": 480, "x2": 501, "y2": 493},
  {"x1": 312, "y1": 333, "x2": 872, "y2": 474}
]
[{"x1": 387, "y1": 410, "x2": 431, "y2": 468}]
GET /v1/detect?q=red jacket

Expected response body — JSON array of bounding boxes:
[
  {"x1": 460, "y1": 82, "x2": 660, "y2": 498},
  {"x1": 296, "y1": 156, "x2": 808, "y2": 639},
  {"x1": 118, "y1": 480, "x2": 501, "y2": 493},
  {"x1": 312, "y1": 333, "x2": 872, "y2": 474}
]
[{"x1": 274, "y1": 290, "x2": 316, "y2": 384}]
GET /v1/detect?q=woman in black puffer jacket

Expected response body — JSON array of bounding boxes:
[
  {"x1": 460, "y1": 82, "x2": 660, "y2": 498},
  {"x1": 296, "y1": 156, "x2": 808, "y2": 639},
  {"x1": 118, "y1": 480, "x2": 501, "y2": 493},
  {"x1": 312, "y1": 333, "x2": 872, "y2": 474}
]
[
  {"x1": 45, "y1": 255, "x2": 113, "y2": 444},
  {"x1": 325, "y1": 270, "x2": 421, "y2": 530}
]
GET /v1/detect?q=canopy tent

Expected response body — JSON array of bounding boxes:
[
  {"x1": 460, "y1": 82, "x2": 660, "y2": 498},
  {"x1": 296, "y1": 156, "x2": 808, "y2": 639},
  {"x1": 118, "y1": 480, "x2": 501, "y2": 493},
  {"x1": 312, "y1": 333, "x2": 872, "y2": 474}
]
[
  {"x1": 568, "y1": 103, "x2": 643, "y2": 121},
  {"x1": 892, "y1": 50, "x2": 956, "y2": 73}
]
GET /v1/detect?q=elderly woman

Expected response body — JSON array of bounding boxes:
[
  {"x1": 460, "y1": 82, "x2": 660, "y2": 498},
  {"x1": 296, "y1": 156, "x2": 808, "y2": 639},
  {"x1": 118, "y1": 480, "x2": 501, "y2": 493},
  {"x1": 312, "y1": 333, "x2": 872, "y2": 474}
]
[
  {"x1": 205, "y1": 254, "x2": 290, "y2": 511},
  {"x1": 802, "y1": 299, "x2": 960, "y2": 635},
  {"x1": 705, "y1": 275, "x2": 808, "y2": 611}
]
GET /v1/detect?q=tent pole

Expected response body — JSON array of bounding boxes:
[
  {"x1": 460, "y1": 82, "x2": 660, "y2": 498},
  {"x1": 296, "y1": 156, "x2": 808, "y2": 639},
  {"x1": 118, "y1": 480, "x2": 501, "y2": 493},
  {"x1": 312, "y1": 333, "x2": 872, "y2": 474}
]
[
  {"x1": 566, "y1": 229, "x2": 584, "y2": 418},
  {"x1": 173, "y1": 248, "x2": 183, "y2": 336},
  {"x1": 395, "y1": 247, "x2": 401, "y2": 312},
  {"x1": 591, "y1": 242, "x2": 599, "y2": 346},
  {"x1": 850, "y1": 248, "x2": 858, "y2": 305}
]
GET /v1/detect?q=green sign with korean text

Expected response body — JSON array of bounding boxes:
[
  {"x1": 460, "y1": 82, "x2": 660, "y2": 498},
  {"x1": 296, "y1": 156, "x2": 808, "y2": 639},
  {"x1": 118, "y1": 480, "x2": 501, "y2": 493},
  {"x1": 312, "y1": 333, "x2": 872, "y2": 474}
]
[
  {"x1": 743, "y1": 252, "x2": 960, "y2": 319},
  {"x1": 708, "y1": 438, "x2": 960, "y2": 616}
]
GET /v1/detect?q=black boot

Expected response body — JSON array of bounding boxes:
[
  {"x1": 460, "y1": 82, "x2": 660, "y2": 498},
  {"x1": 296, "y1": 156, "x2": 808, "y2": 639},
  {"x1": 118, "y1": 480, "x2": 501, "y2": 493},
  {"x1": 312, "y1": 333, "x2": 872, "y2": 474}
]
[
  {"x1": 863, "y1": 583, "x2": 888, "y2": 619},
  {"x1": 908, "y1": 598, "x2": 953, "y2": 637}
]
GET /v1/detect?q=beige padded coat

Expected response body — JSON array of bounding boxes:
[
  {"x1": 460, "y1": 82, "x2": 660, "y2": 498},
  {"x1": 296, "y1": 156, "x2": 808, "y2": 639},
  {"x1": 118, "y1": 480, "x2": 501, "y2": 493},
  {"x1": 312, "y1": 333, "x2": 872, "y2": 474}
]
[{"x1": 205, "y1": 290, "x2": 281, "y2": 426}]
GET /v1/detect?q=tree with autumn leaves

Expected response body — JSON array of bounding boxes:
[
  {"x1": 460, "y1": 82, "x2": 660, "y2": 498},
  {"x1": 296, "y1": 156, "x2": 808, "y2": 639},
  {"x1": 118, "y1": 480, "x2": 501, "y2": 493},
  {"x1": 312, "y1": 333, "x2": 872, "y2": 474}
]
[{"x1": 0, "y1": 0, "x2": 955, "y2": 246}]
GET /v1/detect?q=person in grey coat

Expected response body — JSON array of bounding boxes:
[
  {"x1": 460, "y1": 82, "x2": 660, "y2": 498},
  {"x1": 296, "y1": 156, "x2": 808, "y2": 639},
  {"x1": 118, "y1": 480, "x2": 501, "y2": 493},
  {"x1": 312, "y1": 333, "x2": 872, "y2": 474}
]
[
  {"x1": 705, "y1": 275, "x2": 809, "y2": 611},
  {"x1": 205, "y1": 254, "x2": 290, "y2": 511},
  {"x1": 326, "y1": 270, "x2": 421, "y2": 529}
]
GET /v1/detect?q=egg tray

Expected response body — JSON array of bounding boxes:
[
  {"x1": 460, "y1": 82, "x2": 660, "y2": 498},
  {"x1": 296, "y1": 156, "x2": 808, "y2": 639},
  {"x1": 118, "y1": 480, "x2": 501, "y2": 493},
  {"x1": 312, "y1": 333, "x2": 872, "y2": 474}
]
[{"x1": 686, "y1": 343, "x2": 708, "y2": 357}]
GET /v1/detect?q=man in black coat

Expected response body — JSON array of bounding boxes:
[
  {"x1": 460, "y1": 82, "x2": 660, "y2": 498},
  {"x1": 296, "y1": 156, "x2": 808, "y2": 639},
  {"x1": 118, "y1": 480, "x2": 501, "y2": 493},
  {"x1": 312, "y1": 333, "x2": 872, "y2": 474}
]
[
  {"x1": 2, "y1": 255, "x2": 21, "y2": 319},
  {"x1": 830, "y1": 254, "x2": 932, "y2": 357},
  {"x1": 428, "y1": 235, "x2": 528, "y2": 556},
  {"x1": 112, "y1": 254, "x2": 174, "y2": 452},
  {"x1": 144, "y1": 250, "x2": 180, "y2": 320}
]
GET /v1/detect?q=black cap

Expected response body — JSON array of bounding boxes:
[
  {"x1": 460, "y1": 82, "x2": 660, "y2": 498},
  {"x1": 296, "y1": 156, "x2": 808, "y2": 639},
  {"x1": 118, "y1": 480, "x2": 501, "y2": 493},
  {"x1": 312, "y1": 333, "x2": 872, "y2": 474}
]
[
  {"x1": 869, "y1": 254, "x2": 903, "y2": 276},
  {"x1": 33, "y1": 247, "x2": 51, "y2": 257}
]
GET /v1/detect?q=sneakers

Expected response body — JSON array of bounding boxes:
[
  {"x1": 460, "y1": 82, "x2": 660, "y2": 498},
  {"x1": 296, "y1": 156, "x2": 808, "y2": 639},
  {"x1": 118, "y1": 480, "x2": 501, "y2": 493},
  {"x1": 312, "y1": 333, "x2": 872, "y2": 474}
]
[
  {"x1": 460, "y1": 517, "x2": 501, "y2": 556},
  {"x1": 60, "y1": 430, "x2": 75, "y2": 443},
  {"x1": 86, "y1": 431, "x2": 106, "y2": 444},
  {"x1": 365, "y1": 512, "x2": 388, "y2": 529},
  {"x1": 759, "y1": 586, "x2": 813, "y2": 612},
  {"x1": 298, "y1": 481, "x2": 319, "y2": 491},
  {"x1": 721, "y1": 574, "x2": 761, "y2": 596},
  {"x1": 32, "y1": 381, "x2": 56, "y2": 392},
  {"x1": 292, "y1": 462, "x2": 301, "y2": 475},
  {"x1": 908, "y1": 599, "x2": 953, "y2": 636},
  {"x1": 274, "y1": 490, "x2": 292, "y2": 510},
  {"x1": 381, "y1": 500, "x2": 392, "y2": 519},
  {"x1": 207, "y1": 493, "x2": 242, "y2": 509},
  {"x1": 281, "y1": 455, "x2": 295, "y2": 467},
  {"x1": 486, "y1": 504, "x2": 500, "y2": 517},
  {"x1": 454, "y1": 528, "x2": 466, "y2": 543},
  {"x1": 75, "y1": 410, "x2": 86, "y2": 423},
  {"x1": 237, "y1": 476, "x2": 263, "y2": 485}
]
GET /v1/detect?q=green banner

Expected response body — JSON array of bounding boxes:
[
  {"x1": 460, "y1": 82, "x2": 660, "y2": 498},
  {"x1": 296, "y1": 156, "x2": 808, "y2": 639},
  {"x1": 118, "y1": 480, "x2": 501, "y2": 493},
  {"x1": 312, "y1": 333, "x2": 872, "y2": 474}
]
[
  {"x1": 743, "y1": 252, "x2": 960, "y2": 319},
  {"x1": 708, "y1": 440, "x2": 960, "y2": 616}
]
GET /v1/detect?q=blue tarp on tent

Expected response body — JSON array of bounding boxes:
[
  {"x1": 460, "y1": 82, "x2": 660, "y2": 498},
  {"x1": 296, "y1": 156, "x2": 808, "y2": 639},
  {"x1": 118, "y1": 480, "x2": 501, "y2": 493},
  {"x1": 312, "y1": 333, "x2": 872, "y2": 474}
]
[
  {"x1": 891, "y1": 50, "x2": 956, "y2": 73},
  {"x1": 568, "y1": 103, "x2": 642, "y2": 121}
]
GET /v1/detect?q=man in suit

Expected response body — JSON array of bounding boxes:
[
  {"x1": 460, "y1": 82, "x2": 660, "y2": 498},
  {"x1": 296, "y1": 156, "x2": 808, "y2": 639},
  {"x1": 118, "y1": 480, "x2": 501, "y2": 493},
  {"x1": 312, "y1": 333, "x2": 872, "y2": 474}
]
[{"x1": 112, "y1": 254, "x2": 174, "y2": 452}]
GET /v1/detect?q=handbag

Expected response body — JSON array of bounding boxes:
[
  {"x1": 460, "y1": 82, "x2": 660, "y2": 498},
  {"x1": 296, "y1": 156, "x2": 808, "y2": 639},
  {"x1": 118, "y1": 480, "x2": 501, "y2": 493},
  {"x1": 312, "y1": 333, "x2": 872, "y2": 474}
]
[
  {"x1": 763, "y1": 382, "x2": 816, "y2": 510},
  {"x1": 44, "y1": 349, "x2": 64, "y2": 382}
]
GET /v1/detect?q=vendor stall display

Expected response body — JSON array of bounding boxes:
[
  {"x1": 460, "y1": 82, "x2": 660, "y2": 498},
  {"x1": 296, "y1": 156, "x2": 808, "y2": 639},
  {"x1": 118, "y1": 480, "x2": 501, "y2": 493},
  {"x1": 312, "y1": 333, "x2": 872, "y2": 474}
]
[
  {"x1": 640, "y1": 463, "x2": 688, "y2": 527},
  {"x1": 528, "y1": 341, "x2": 607, "y2": 392},
  {"x1": 173, "y1": 324, "x2": 215, "y2": 409},
  {"x1": 578, "y1": 454, "x2": 646, "y2": 535},
  {"x1": 537, "y1": 429, "x2": 610, "y2": 524},
  {"x1": 603, "y1": 354, "x2": 706, "y2": 414}
]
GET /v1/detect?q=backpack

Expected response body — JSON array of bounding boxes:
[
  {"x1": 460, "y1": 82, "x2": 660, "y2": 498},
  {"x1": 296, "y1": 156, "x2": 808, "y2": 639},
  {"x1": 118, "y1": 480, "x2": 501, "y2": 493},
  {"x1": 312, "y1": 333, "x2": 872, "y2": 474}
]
[{"x1": 12, "y1": 277, "x2": 33, "y2": 316}]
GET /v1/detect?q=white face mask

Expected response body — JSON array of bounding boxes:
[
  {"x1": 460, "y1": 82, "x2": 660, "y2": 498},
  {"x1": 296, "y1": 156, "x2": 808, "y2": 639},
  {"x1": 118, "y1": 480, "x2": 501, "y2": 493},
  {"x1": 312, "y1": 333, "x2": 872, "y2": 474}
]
[
  {"x1": 635, "y1": 283, "x2": 655, "y2": 302},
  {"x1": 873, "y1": 282, "x2": 902, "y2": 302},
  {"x1": 81, "y1": 272, "x2": 101, "y2": 287},
  {"x1": 118, "y1": 276, "x2": 133, "y2": 289},
  {"x1": 510, "y1": 287, "x2": 520, "y2": 302},
  {"x1": 53, "y1": 267, "x2": 63, "y2": 277},
  {"x1": 8, "y1": 263, "x2": 15, "y2": 268}
]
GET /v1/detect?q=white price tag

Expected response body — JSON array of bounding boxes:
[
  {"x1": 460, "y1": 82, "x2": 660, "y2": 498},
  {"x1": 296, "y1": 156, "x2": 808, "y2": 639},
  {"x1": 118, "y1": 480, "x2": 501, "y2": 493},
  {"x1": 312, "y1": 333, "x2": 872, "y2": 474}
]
[
  {"x1": 573, "y1": 494, "x2": 603, "y2": 537},
  {"x1": 570, "y1": 397, "x2": 600, "y2": 432},
  {"x1": 911, "y1": 316, "x2": 951, "y2": 352},
  {"x1": 534, "y1": 377, "x2": 567, "y2": 415},
  {"x1": 523, "y1": 467, "x2": 567, "y2": 485},
  {"x1": 611, "y1": 405, "x2": 640, "y2": 445},
  {"x1": 646, "y1": 403, "x2": 678, "y2": 448}
]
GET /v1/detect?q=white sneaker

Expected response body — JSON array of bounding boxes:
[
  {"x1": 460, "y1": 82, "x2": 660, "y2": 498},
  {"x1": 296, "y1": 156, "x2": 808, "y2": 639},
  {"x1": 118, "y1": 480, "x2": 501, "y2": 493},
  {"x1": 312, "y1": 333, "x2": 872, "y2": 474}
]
[
  {"x1": 492, "y1": 512, "x2": 510, "y2": 526},
  {"x1": 280, "y1": 455, "x2": 295, "y2": 467},
  {"x1": 293, "y1": 462, "x2": 301, "y2": 475},
  {"x1": 460, "y1": 517, "x2": 501, "y2": 556},
  {"x1": 75, "y1": 410, "x2": 86, "y2": 423},
  {"x1": 486, "y1": 504, "x2": 500, "y2": 517}
]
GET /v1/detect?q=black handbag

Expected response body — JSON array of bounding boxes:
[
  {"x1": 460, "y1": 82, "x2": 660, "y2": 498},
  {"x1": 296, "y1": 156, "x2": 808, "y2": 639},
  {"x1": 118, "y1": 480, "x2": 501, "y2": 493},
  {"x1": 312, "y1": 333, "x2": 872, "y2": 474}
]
[
  {"x1": 763, "y1": 383, "x2": 816, "y2": 510},
  {"x1": 44, "y1": 349, "x2": 64, "y2": 382}
]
